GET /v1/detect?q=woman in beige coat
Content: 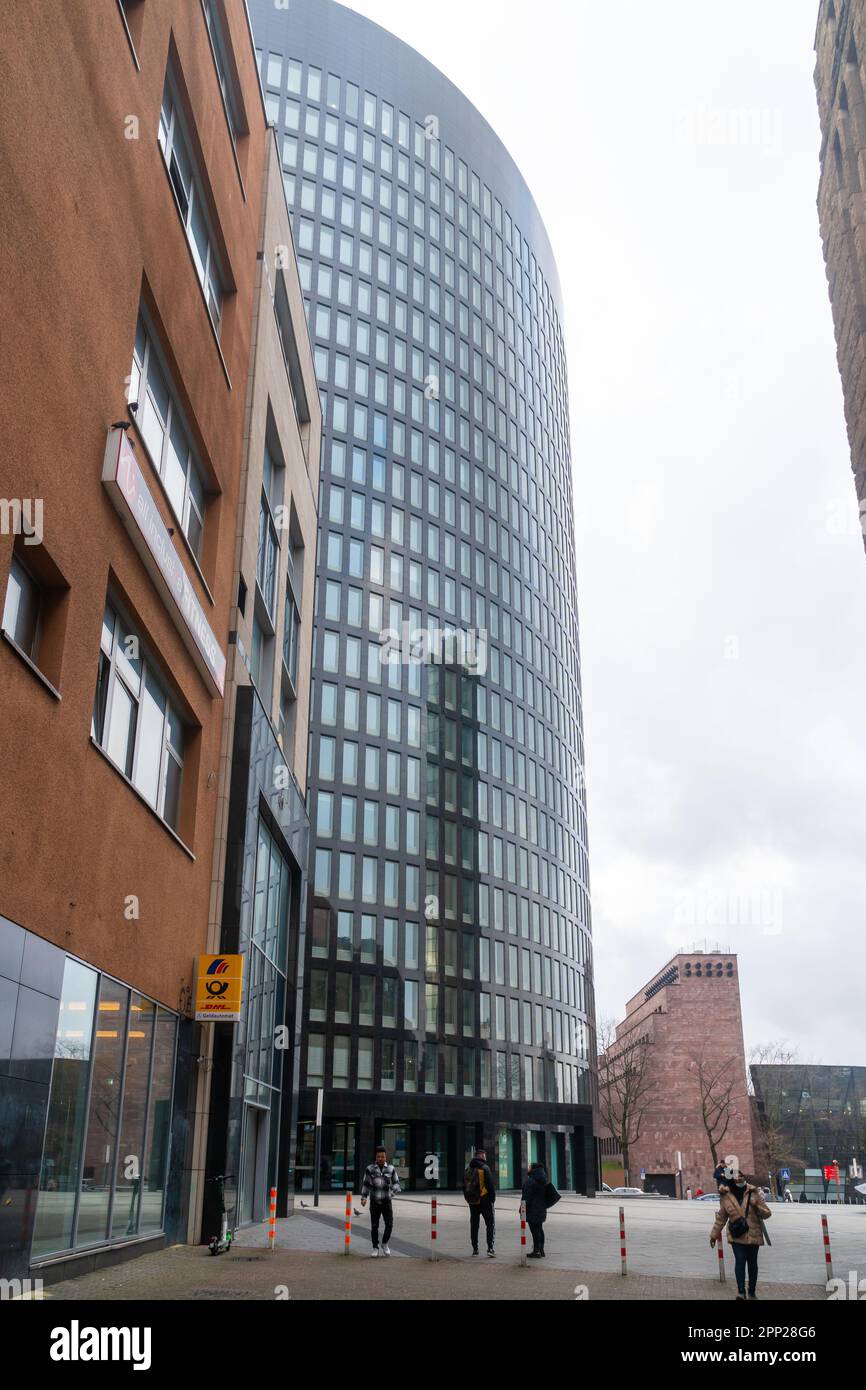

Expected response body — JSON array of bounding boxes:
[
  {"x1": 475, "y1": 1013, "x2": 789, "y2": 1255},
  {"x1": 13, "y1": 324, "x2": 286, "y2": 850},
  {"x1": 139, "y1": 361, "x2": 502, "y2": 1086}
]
[{"x1": 709, "y1": 1169, "x2": 771, "y2": 1300}]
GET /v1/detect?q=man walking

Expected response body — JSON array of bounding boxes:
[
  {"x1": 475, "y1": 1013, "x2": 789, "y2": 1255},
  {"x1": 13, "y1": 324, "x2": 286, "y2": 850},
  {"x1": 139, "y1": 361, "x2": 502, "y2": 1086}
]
[
  {"x1": 463, "y1": 1145, "x2": 496, "y2": 1257},
  {"x1": 360, "y1": 1144, "x2": 401, "y2": 1256}
]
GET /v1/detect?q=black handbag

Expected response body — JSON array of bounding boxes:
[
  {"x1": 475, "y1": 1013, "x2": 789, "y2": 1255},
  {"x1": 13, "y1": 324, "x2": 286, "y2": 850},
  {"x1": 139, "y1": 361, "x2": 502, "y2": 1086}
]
[{"x1": 545, "y1": 1182, "x2": 561, "y2": 1208}]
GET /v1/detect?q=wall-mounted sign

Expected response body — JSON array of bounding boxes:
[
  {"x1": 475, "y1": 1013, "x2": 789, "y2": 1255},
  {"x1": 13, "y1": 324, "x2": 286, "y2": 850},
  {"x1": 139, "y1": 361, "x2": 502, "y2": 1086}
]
[
  {"x1": 195, "y1": 954, "x2": 244, "y2": 1022},
  {"x1": 102, "y1": 428, "x2": 226, "y2": 696}
]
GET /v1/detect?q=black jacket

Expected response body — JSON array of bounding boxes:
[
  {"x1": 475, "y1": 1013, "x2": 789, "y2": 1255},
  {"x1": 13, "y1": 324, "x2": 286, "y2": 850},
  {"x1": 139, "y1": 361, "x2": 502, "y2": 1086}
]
[
  {"x1": 521, "y1": 1166, "x2": 549, "y2": 1224},
  {"x1": 469, "y1": 1156, "x2": 496, "y2": 1205}
]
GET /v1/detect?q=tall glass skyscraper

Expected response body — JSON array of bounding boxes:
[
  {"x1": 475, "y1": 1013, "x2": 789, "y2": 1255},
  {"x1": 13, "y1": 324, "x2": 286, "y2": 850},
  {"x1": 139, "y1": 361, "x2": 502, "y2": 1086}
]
[{"x1": 250, "y1": 0, "x2": 596, "y2": 1193}]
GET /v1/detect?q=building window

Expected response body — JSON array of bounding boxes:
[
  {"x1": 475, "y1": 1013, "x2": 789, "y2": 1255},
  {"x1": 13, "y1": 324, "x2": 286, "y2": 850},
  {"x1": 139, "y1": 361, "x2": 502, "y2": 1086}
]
[
  {"x1": 274, "y1": 275, "x2": 312, "y2": 458},
  {"x1": 130, "y1": 315, "x2": 206, "y2": 559},
  {"x1": 91, "y1": 599, "x2": 185, "y2": 831},
  {"x1": 158, "y1": 76, "x2": 224, "y2": 332},
  {"x1": 117, "y1": 0, "x2": 145, "y2": 55},
  {"x1": 283, "y1": 586, "x2": 300, "y2": 686},
  {"x1": 2, "y1": 554, "x2": 40, "y2": 658},
  {"x1": 202, "y1": 0, "x2": 241, "y2": 149},
  {"x1": 257, "y1": 469, "x2": 280, "y2": 618},
  {"x1": 307, "y1": 1033, "x2": 325, "y2": 1087}
]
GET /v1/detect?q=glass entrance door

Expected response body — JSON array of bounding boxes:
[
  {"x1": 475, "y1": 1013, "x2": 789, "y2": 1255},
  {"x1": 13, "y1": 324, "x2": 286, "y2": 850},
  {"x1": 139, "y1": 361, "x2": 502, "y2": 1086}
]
[
  {"x1": 496, "y1": 1127, "x2": 516, "y2": 1189},
  {"x1": 422, "y1": 1123, "x2": 449, "y2": 1188},
  {"x1": 328, "y1": 1122, "x2": 357, "y2": 1190},
  {"x1": 550, "y1": 1133, "x2": 564, "y2": 1187},
  {"x1": 240, "y1": 1105, "x2": 268, "y2": 1224},
  {"x1": 295, "y1": 1121, "x2": 315, "y2": 1191},
  {"x1": 528, "y1": 1130, "x2": 546, "y2": 1168},
  {"x1": 380, "y1": 1123, "x2": 410, "y2": 1187}
]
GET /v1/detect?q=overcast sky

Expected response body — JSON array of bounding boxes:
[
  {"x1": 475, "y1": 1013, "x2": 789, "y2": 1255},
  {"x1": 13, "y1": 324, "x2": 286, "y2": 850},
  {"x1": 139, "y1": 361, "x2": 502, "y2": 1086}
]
[{"x1": 344, "y1": 0, "x2": 865, "y2": 1066}]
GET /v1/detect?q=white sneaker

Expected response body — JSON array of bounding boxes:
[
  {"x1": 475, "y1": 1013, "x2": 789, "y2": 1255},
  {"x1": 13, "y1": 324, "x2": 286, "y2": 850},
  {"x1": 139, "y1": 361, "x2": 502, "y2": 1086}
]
[
  {"x1": 382, "y1": 1245, "x2": 391, "y2": 1256},
  {"x1": 370, "y1": 1248, "x2": 379, "y2": 1257}
]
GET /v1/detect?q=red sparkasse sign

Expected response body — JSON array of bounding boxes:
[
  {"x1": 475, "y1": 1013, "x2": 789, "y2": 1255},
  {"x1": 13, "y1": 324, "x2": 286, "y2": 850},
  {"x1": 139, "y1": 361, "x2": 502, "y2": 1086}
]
[{"x1": 102, "y1": 428, "x2": 226, "y2": 696}]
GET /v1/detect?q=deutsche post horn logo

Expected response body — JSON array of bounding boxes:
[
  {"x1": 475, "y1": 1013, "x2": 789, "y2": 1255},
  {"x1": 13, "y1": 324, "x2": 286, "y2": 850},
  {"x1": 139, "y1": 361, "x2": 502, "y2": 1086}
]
[{"x1": 205, "y1": 979, "x2": 229, "y2": 997}]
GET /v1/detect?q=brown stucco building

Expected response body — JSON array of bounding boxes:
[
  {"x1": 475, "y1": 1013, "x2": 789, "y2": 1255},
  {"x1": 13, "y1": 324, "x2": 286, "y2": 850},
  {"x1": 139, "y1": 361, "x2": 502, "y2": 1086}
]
[
  {"x1": 0, "y1": 0, "x2": 315, "y2": 1283},
  {"x1": 598, "y1": 953, "x2": 755, "y2": 1197},
  {"x1": 815, "y1": 0, "x2": 866, "y2": 541}
]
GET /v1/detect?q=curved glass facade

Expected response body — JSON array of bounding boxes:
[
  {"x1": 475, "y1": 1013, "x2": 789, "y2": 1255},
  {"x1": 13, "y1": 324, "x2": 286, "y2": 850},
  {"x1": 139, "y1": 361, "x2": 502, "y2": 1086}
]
[{"x1": 250, "y1": 0, "x2": 596, "y2": 1190}]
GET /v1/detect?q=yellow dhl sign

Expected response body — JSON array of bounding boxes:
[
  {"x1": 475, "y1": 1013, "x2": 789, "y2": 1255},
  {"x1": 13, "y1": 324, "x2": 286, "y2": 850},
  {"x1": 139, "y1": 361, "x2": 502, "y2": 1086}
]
[{"x1": 195, "y1": 954, "x2": 244, "y2": 1022}]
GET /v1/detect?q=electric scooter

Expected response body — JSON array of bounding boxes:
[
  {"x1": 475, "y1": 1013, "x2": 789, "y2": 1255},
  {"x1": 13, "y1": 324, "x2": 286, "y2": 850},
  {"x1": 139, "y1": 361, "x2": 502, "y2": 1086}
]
[{"x1": 208, "y1": 1173, "x2": 236, "y2": 1255}]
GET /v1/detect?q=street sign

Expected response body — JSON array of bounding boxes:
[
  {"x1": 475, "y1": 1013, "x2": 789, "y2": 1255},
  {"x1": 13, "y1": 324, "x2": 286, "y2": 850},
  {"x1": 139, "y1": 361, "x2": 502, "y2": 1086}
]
[
  {"x1": 195, "y1": 954, "x2": 244, "y2": 1022},
  {"x1": 780, "y1": 1167, "x2": 791, "y2": 1182},
  {"x1": 640, "y1": 1168, "x2": 646, "y2": 1180}
]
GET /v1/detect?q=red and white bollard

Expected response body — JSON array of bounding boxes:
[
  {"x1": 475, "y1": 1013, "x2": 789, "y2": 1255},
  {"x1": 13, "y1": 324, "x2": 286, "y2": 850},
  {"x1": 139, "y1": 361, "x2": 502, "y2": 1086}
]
[
  {"x1": 520, "y1": 1208, "x2": 527, "y2": 1266},
  {"x1": 619, "y1": 1205, "x2": 627, "y2": 1276},
  {"x1": 821, "y1": 1213, "x2": 833, "y2": 1282},
  {"x1": 344, "y1": 1191, "x2": 352, "y2": 1255},
  {"x1": 268, "y1": 1186, "x2": 277, "y2": 1251},
  {"x1": 716, "y1": 1236, "x2": 726, "y2": 1282},
  {"x1": 430, "y1": 1197, "x2": 437, "y2": 1261}
]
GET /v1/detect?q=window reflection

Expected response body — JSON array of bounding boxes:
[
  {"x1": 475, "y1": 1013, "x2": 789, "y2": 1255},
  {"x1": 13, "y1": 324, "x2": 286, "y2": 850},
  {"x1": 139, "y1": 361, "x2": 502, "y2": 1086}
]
[{"x1": 32, "y1": 959, "x2": 177, "y2": 1258}]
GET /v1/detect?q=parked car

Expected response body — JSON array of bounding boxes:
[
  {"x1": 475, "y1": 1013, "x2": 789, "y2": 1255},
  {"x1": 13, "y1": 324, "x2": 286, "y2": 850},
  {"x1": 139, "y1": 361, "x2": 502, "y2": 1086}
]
[{"x1": 613, "y1": 1186, "x2": 664, "y2": 1197}]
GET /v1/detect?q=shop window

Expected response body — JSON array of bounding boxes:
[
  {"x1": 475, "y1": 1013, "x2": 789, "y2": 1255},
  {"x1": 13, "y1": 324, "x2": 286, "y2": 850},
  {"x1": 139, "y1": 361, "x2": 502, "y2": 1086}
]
[{"x1": 32, "y1": 958, "x2": 176, "y2": 1259}]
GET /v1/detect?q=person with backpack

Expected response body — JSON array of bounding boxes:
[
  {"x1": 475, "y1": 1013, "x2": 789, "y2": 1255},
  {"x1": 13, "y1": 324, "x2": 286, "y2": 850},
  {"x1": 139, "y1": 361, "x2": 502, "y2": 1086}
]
[
  {"x1": 360, "y1": 1144, "x2": 401, "y2": 1256},
  {"x1": 463, "y1": 1146, "x2": 496, "y2": 1257},
  {"x1": 520, "y1": 1162, "x2": 550, "y2": 1257},
  {"x1": 709, "y1": 1164, "x2": 772, "y2": 1300}
]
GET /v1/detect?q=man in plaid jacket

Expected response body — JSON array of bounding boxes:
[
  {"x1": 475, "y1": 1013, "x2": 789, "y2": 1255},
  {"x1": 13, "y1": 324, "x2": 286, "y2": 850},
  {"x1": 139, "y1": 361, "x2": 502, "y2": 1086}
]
[{"x1": 360, "y1": 1145, "x2": 402, "y2": 1256}]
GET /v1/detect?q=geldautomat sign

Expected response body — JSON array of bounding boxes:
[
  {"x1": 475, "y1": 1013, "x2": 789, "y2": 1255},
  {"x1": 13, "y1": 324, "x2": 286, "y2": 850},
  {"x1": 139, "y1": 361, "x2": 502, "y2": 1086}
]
[{"x1": 102, "y1": 427, "x2": 226, "y2": 696}]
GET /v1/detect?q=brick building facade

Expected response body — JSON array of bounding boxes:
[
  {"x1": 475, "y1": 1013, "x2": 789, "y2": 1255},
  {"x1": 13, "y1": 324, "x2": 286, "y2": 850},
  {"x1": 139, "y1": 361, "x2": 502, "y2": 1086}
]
[
  {"x1": 599, "y1": 953, "x2": 754, "y2": 1196},
  {"x1": 0, "y1": 0, "x2": 316, "y2": 1283}
]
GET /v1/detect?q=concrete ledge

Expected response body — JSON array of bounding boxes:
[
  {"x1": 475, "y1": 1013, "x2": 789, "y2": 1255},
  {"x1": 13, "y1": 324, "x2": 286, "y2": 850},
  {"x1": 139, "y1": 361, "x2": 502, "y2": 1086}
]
[{"x1": 32, "y1": 1234, "x2": 168, "y2": 1287}]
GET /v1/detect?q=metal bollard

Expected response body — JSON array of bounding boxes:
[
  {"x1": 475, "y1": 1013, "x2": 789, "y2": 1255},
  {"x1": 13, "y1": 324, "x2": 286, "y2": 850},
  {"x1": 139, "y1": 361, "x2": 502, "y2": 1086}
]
[
  {"x1": 821, "y1": 1213, "x2": 833, "y2": 1282},
  {"x1": 268, "y1": 1186, "x2": 277, "y2": 1251},
  {"x1": 344, "y1": 1191, "x2": 352, "y2": 1255},
  {"x1": 430, "y1": 1197, "x2": 437, "y2": 1261},
  {"x1": 717, "y1": 1236, "x2": 725, "y2": 1282},
  {"x1": 619, "y1": 1205, "x2": 627, "y2": 1276}
]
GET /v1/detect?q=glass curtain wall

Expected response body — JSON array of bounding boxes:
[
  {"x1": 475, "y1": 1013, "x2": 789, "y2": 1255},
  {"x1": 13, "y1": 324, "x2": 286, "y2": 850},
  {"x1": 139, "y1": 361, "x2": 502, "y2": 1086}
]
[{"x1": 31, "y1": 957, "x2": 177, "y2": 1259}]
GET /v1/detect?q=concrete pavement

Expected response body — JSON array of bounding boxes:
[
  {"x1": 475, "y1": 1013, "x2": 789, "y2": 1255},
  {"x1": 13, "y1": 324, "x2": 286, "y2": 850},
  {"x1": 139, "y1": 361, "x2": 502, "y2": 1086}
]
[
  {"x1": 271, "y1": 1191, "x2": 864, "y2": 1287},
  {"x1": 43, "y1": 1239, "x2": 825, "y2": 1301},
  {"x1": 36, "y1": 1192, "x2": 859, "y2": 1300}
]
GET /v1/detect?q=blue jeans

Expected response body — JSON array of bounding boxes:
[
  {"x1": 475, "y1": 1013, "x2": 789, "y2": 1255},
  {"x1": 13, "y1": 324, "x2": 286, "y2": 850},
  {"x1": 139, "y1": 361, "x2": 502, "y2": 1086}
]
[{"x1": 733, "y1": 1242, "x2": 759, "y2": 1295}]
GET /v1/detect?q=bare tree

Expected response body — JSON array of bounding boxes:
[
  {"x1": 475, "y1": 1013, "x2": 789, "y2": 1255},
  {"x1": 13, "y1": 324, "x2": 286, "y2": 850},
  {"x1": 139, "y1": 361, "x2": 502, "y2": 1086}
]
[
  {"x1": 596, "y1": 1017, "x2": 655, "y2": 1186},
  {"x1": 689, "y1": 1043, "x2": 740, "y2": 1171}
]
